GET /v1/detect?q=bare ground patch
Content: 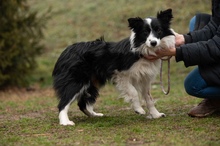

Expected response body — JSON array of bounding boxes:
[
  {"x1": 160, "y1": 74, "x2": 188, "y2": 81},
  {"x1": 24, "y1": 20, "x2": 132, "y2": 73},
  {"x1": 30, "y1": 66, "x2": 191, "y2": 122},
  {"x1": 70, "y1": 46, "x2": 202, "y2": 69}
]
[{"x1": 0, "y1": 87, "x2": 57, "y2": 121}]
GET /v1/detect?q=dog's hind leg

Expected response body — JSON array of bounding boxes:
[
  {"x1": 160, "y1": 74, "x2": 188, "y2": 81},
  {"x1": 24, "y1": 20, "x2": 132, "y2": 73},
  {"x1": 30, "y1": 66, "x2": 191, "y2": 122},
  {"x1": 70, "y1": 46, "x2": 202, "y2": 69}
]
[
  {"x1": 141, "y1": 83, "x2": 166, "y2": 119},
  {"x1": 58, "y1": 95, "x2": 76, "y2": 126},
  {"x1": 84, "y1": 104, "x2": 104, "y2": 117},
  {"x1": 59, "y1": 101, "x2": 75, "y2": 126},
  {"x1": 57, "y1": 82, "x2": 85, "y2": 126},
  {"x1": 78, "y1": 83, "x2": 103, "y2": 117}
]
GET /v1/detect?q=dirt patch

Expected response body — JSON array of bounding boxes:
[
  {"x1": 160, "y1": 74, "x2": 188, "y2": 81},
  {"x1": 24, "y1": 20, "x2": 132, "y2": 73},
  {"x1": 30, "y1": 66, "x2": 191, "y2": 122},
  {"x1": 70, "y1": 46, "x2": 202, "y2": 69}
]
[
  {"x1": 0, "y1": 111, "x2": 45, "y2": 121},
  {"x1": 0, "y1": 87, "x2": 57, "y2": 122},
  {"x1": 0, "y1": 87, "x2": 55, "y2": 101}
]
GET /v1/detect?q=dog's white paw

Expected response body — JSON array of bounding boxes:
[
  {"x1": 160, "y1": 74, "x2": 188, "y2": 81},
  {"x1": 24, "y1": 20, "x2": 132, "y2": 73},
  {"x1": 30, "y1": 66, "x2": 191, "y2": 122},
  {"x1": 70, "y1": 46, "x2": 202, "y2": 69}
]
[
  {"x1": 85, "y1": 104, "x2": 104, "y2": 117},
  {"x1": 135, "y1": 107, "x2": 146, "y2": 115},
  {"x1": 60, "y1": 120, "x2": 75, "y2": 126},
  {"x1": 59, "y1": 111, "x2": 75, "y2": 126},
  {"x1": 92, "y1": 112, "x2": 104, "y2": 117},
  {"x1": 146, "y1": 113, "x2": 166, "y2": 119}
]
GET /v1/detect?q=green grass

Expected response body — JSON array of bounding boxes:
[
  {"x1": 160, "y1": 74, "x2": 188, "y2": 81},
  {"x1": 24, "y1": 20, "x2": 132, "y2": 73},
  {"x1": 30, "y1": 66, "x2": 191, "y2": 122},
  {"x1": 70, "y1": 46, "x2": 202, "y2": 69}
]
[
  {"x1": 1, "y1": 86, "x2": 220, "y2": 146},
  {"x1": 1, "y1": 0, "x2": 220, "y2": 145}
]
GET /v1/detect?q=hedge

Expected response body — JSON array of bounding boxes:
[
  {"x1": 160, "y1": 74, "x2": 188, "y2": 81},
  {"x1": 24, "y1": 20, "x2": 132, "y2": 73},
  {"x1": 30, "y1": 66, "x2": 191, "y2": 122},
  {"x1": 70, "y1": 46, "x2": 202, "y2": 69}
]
[{"x1": 0, "y1": 0, "x2": 48, "y2": 88}]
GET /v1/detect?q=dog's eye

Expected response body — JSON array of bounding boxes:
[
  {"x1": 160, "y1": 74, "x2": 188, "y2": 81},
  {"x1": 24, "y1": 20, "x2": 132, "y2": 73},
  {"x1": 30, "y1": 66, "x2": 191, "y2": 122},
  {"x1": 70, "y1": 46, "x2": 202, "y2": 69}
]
[
  {"x1": 142, "y1": 30, "x2": 149, "y2": 36},
  {"x1": 143, "y1": 27, "x2": 150, "y2": 35},
  {"x1": 157, "y1": 29, "x2": 162, "y2": 35}
]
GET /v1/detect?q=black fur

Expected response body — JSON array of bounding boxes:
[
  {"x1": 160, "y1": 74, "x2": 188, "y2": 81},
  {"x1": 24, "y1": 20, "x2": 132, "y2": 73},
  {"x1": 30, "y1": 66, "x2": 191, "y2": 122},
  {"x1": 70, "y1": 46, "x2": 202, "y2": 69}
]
[{"x1": 52, "y1": 37, "x2": 141, "y2": 112}]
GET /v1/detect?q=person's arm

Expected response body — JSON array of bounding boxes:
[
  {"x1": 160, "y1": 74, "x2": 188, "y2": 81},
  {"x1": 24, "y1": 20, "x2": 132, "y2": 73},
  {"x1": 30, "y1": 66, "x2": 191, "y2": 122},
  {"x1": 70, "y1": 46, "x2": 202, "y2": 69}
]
[
  {"x1": 184, "y1": 1, "x2": 220, "y2": 43},
  {"x1": 183, "y1": 19, "x2": 218, "y2": 44},
  {"x1": 176, "y1": 27, "x2": 220, "y2": 67},
  {"x1": 146, "y1": 26, "x2": 220, "y2": 66}
]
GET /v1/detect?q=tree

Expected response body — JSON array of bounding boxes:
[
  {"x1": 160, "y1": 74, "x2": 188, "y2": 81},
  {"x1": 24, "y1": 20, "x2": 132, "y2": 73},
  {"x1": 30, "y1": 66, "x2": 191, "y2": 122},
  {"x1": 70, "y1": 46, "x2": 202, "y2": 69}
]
[{"x1": 0, "y1": 0, "x2": 49, "y2": 88}]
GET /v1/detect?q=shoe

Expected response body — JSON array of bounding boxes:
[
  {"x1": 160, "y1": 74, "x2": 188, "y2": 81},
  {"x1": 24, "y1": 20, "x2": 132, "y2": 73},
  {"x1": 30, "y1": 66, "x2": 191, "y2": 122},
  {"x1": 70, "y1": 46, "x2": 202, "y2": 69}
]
[{"x1": 188, "y1": 99, "x2": 220, "y2": 117}]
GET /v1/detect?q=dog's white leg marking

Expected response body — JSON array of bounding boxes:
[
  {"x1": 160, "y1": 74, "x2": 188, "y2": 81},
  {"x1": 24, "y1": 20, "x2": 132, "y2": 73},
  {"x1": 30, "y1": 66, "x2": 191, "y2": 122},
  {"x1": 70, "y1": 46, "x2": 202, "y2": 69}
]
[
  {"x1": 115, "y1": 75, "x2": 145, "y2": 115},
  {"x1": 146, "y1": 92, "x2": 166, "y2": 119},
  {"x1": 86, "y1": 104, "x2": 104, "y2": 117},
  {"x1": 131, "y1": 89, "x2": 146, "y2": 115},
  {"x1": 142, "y1": 85, "x2": 165, "y2": 119},
  {"x1": 146, "y1": 93, "x2": 166, "y2": 119},
  {"x1": 59, "y1": 103, "x2": 75, "y2": 126}
]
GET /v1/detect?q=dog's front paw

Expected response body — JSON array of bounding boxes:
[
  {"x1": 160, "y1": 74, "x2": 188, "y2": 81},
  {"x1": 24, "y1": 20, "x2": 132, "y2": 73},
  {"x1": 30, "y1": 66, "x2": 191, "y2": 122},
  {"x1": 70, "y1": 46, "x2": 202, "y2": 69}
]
[
  {"x1": 146, "y1": 113, "x2": 166, "y2": 119},
  {"x1": 135, "y1": 107, "x2": 146, "y2": 115}
]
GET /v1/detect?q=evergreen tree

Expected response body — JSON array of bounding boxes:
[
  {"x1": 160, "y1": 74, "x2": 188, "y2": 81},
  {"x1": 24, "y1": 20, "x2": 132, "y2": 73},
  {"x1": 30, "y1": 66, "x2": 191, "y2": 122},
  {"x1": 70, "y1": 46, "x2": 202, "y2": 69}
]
[{"x1": 0, "y1": 0, "x2": 48, "y2": 88}]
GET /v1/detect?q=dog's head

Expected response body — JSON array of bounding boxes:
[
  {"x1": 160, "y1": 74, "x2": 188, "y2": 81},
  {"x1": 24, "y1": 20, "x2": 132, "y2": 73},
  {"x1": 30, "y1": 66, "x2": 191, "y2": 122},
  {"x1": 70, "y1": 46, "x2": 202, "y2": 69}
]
[{"x1": 128, "y1": 9, "x2": 174, "y2": 55}]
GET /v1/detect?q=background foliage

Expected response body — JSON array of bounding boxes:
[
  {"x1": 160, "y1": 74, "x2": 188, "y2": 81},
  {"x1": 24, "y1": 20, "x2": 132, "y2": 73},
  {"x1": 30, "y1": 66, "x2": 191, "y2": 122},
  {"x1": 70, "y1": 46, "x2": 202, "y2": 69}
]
[{"x1": 0, "y1": 0, "x2": 49, "y2": 88}]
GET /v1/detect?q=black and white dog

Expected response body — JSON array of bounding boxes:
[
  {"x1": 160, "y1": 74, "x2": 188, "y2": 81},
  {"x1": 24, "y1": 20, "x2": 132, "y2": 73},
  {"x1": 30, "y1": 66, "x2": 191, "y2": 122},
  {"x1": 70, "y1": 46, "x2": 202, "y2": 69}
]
[{"x1": 52, "y1": 9, "x2": 175, "y2": 125}]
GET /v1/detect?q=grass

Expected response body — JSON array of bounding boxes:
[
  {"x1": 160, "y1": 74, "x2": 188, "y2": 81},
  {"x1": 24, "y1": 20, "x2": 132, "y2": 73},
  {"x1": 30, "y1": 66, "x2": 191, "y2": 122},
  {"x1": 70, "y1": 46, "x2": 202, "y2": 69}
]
[
  {"x1": 1, "y1": 87, "x2": 220, "y2": 146},
  {"x1": 1, "y1": 0, "x2": 220, "y2": 145}
]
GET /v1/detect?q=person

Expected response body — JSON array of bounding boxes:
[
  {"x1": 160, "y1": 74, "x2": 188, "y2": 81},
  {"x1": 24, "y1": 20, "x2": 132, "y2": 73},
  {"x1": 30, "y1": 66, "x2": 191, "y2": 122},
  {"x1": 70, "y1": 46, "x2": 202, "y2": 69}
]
[{"x1": 146, "y1": 0, "x2": 220, "y2": 117}]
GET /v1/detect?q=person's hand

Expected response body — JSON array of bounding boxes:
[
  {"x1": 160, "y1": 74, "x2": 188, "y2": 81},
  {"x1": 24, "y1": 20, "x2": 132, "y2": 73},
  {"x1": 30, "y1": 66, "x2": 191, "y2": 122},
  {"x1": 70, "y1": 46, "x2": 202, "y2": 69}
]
[
  {"x1": 174, "y1": 32, "x2": 185, "y2": 46},
  {"x1": 144, "y1": 47, "x2": 176, "y2": 61}
]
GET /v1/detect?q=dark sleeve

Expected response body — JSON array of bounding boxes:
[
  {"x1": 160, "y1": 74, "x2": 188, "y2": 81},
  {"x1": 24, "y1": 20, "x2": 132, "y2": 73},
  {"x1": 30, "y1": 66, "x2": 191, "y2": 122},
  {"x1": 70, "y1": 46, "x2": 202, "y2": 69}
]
[
  {"x1": 183, "y1": 0, "x2": 220, "y2": 43},
  {"x1": 175, "y1": 26, "x2": 220, "y2": 67},
  {"x1": 212, "y1": 0, "x2": 220, "y2": 25},
  {"x1": 183, "y1": 19, "x2": 218, "y2": 43}
]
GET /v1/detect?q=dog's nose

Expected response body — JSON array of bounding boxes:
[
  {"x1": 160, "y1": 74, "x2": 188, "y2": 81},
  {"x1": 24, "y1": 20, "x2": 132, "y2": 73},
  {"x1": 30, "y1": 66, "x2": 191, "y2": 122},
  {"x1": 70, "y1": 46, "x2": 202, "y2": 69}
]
[{"x1": 150, "y1": 41, "x2": 157, "y2": 47}]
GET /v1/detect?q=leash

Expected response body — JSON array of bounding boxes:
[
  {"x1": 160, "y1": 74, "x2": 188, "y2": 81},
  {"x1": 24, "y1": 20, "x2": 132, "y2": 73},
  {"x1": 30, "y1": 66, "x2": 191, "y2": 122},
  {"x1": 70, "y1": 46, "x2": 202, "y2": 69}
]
[{"x1": 160, "y1": 56, "x2": 172, "y2": 95}]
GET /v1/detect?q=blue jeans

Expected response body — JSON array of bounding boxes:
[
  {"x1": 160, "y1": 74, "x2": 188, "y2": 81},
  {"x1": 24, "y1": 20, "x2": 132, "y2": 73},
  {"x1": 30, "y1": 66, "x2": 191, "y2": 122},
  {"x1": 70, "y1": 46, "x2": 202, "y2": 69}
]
[
  {"x1": 184, "y1": 67, "x2": 220, "y2": 99},
  {"x1": 189, "y1": 16, "x2": 196, "y2": 32},
  {"x1": 184, "y1": 16, "x2": 220, "y2": 99}
]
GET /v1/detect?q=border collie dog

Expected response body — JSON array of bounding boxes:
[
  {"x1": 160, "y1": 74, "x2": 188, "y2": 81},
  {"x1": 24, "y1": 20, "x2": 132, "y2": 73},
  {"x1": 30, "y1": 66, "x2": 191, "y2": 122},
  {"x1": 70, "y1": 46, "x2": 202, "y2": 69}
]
[{"x1": 52, "y1": 9, "x2": 175, "y2": 125}]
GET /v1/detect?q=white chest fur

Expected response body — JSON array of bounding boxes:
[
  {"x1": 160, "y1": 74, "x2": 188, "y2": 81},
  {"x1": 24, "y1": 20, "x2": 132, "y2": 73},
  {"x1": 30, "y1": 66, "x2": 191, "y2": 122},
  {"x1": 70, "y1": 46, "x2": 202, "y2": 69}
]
[
  {"x1": 127, "y1": 58, "x2": 161, "y2": 81},
  {"x1": 112, "y1": 58, "x2": 161, "y2": 86}
]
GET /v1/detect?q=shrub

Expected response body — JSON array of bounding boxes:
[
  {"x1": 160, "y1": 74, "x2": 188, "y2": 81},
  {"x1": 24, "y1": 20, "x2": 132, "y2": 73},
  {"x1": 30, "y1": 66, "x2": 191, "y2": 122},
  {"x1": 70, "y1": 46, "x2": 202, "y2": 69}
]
[{"x1": 0, "y1": 0, "x2": 48, "y2": 88}]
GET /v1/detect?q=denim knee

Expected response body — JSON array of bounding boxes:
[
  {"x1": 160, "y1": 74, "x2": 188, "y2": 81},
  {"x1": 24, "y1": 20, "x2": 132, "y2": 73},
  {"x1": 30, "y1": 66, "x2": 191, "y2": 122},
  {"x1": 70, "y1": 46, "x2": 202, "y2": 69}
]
[
  {"x1": 184, "y1": 76, "x2": 197, "y2": 97},
  {"x1": 183, "y1": 68, "x2": 206, "y2": 98}
]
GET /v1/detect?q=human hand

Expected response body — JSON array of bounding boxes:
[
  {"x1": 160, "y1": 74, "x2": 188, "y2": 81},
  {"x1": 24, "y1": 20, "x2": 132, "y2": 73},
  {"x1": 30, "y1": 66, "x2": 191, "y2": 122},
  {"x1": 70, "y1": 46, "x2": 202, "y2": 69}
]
[
  {"x1": 174, "y1": 32, "x2": 185, "y2": 46},
  {"x1": 144, "y1": 47, "x2": 176, "y2": 61}
]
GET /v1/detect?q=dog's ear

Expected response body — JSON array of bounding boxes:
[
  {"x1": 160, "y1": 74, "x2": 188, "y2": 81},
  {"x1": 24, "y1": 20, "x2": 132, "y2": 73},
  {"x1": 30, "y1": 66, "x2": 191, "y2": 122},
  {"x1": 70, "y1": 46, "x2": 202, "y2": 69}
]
[
  {"x1": 128, "y1": 17, "x2": 144, "y2": 31},
  {"x1": 157, "y1": 9, "x2": 173, "y2": 25}
]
